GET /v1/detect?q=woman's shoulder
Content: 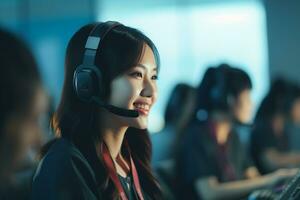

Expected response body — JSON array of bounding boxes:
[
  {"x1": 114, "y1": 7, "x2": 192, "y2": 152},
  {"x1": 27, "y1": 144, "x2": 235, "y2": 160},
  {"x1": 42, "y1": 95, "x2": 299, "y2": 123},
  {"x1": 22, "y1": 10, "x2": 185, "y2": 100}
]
[
  {"x1": 35, "y1": 138, "x2": 85, "y2": 172},
  {"x1": 33, "y1": 137, "x2": 96, "y2": 179},
  {"x1": 31, "y1": 138, "x2": 100, "y2": 200},
  {"x1": 44, "y1": 137, "x2": 82, "y2": 159}
]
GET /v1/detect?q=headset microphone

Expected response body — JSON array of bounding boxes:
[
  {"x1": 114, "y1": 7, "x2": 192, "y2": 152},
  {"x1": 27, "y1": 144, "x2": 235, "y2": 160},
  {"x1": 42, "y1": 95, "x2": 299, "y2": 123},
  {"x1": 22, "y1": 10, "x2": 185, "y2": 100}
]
[{"x1": 91, "y1": 97, "x2": 139, "y2": 118}]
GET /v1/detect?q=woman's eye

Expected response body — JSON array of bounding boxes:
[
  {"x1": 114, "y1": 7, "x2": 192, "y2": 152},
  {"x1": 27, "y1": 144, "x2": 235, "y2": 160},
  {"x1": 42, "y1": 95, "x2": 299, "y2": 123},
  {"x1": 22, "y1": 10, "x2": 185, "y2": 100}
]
[
  {"x1": 130, "y1": 72, "x2": 143, "y2": 79},
  {"x1": 152, "y1": 75, "x2": 158, "y2": 80}
]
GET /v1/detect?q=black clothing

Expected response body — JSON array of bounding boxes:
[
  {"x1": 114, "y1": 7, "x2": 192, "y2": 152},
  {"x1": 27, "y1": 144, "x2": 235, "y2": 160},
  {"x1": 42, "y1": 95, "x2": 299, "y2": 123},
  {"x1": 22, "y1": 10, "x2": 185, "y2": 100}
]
[
  {"x1": 251, "y1": 124, "x2": 289, "y2": 174},
  {"x1": 31, "y1": 138, "x2": 152, "y2": 200},
  {"x1": 176, "y1": 122, "x2": 251, "y2": 199},
  {"x1": 31, "y1": 138, "x2": 100, "y2": 200},
  {"x1": 232, "y1": 122, "x2": 254, "y2": 168},
  {"x1": 118, "y1": 174, "x2": 138, "y2": 200}
]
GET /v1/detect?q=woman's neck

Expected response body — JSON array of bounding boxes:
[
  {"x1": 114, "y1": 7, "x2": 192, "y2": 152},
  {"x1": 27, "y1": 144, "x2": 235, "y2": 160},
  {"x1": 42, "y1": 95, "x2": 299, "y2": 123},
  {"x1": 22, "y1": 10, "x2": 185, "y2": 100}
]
[
  {"x1": 101, "y1": 114, "x2": 128, "y2": 159},
  {"x1": 103, "y1": 127, "x2": 127, "y2": 159},
  {"x1": 214, "y1": 121, "x2": 231, "y2": 145}
]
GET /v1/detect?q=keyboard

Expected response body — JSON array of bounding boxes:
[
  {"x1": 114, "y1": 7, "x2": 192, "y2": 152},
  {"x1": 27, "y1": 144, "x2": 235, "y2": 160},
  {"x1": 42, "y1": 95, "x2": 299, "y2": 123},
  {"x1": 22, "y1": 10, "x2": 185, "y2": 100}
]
[{"x1": 277, "y1": 171, "x2": 300, "y2": 200}]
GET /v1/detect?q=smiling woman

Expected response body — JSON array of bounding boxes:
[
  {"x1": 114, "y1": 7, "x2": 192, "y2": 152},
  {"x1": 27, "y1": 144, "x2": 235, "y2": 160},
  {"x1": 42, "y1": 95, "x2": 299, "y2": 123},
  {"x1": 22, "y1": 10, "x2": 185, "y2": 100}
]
[
  {"x1": 109, "y1": 46, "x2": 158, "y2": 130},
  {"x1": 31, "y1": 21, "x2": 162, "y2": 200}
]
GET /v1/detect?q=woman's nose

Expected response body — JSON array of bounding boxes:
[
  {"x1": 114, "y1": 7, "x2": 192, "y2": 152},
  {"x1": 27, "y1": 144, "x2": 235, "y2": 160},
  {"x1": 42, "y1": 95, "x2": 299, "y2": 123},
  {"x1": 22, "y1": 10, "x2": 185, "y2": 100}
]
[{"x1": 141, "y1": 78, "x2": 157, "y2": 99}]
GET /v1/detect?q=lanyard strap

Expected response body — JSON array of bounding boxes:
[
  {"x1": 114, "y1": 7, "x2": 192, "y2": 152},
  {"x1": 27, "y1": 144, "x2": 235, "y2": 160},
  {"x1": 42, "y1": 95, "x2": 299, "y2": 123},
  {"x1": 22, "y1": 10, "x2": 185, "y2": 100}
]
[
  {"x1": 129, "y1": 151, "x2": 144, "y2": 200},
  {"x1": 102, "y1": 143, "x2": 127, "y2": 200},
  {"x1": 101, "y1": 142, "x2": 144, "y2": 200}
]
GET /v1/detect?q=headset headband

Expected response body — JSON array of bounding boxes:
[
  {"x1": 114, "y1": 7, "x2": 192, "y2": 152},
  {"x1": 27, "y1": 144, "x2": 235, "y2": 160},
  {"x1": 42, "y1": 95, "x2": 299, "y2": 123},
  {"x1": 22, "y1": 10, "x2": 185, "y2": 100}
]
[{"x1": 82, "y1": 21, "x2": 122, "y2": 66}]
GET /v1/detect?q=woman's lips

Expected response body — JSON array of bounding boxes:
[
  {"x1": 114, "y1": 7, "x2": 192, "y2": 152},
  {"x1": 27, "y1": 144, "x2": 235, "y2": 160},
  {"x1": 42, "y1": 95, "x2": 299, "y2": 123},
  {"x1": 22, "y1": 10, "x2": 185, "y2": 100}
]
[
  {"x1": 135, "y1": 108, "x2": 149, "y2": 116},
  {"x1": 133, "y1": 102, "x2": 150, "y2": 116}
]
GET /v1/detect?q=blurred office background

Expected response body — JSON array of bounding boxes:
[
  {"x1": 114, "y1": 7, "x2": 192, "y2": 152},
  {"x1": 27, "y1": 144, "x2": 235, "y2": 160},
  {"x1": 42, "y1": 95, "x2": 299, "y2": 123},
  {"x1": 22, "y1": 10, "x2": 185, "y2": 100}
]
[{"x1": 0, "y1": 0, "x2": 299, "y2": 133}]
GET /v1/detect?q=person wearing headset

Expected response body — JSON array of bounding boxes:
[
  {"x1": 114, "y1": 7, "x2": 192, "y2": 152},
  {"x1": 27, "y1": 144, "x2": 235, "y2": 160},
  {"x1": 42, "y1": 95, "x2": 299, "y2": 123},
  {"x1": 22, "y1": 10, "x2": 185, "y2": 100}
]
[
  {"x1": 251, "y1": 79, "x2": 300, "y2": 175},
  {"x1": 175, "y1": 65, "x2": 297, "y2": 200},
  {"x1": 31, "y1": 21, "x2": 162, "y2": 200}
]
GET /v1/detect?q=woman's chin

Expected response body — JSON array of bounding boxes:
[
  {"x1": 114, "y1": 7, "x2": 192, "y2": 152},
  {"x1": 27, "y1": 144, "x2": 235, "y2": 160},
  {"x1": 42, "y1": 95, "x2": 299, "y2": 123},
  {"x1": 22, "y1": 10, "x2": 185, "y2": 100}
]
[
  {"x1": 129, "y1": 118, "x2": 148, "y2": 130},
  {"x1": 130, "y1": 124, "x2": 148, "y2": 130}
]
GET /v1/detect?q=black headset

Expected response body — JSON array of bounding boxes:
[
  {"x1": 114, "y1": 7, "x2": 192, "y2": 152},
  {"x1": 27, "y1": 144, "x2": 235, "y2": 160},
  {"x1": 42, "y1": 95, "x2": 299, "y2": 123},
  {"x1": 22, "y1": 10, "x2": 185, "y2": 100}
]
[
  {"x1": 210, "y1": 64, "x2": 234, "y2": 113},
  {"x1": 73, "y1": 21, "x2": 121, "y2": 102},
  {"x1": 72, "y1": 21, "x2": 139, "y2": 118}
]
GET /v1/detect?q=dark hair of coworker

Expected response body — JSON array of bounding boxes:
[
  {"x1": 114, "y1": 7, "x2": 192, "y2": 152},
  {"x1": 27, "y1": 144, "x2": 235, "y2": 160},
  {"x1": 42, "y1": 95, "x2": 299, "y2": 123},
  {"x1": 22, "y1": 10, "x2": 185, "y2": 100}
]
[
  {"x1": 164, "y1": 83, "x2": 195, "y2": 125},
  {"x1": 165, "y1": 83, "x2": 196, "y2": 157},
  {"x1": 0, "y1": 28, "x2": 41, "y2": 139},
  {"x1": 194, "y1": 64, "x2": 252, "y2": 121},
  {"x1": 195, "y1": 64, "x2": 232, "y2": 117},
  {"x1": 227, "y1": 67, "x2": 252, "y2": 98},
  {"x1": 254, "y1": 79, "x2": 296, "y2": 124},
  {"x1": 46, "y1": 23, "x2": 161, "y2": 199}
]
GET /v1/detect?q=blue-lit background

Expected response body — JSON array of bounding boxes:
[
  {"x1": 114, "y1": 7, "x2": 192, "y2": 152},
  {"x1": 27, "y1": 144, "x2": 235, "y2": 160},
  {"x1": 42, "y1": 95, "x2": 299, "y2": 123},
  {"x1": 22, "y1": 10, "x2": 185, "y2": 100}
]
[
  {"x1": 1, "y1": 0, "x2": 300, "y2": 132},
  {"x1": 97, "y1": 1, "x2": 269, "y2": 131}
]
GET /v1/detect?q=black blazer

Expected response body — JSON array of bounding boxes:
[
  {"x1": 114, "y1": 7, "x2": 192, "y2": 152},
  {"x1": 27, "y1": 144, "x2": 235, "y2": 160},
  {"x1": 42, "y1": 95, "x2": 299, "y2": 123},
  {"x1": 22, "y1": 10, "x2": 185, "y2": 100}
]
[{"x1": 31, "y1": 138, "x2": 101, "y2": 200}]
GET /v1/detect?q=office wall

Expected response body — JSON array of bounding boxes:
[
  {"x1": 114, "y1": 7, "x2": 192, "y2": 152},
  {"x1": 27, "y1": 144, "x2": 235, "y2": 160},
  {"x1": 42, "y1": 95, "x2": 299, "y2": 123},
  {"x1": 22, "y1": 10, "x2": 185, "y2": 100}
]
[
  {"x1": 264, "y1": 0, "x2": 300, "y2": 83},
  {"x1": 0, "y1": 0, "x2": 96, "y2": 102}
]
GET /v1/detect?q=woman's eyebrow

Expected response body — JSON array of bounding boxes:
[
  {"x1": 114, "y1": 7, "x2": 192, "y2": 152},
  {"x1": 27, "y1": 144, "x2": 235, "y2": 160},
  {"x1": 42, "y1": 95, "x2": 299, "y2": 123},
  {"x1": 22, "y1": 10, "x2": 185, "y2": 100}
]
[{"x1": 136, "y1": 64, "x2": 157, "y2": 72}]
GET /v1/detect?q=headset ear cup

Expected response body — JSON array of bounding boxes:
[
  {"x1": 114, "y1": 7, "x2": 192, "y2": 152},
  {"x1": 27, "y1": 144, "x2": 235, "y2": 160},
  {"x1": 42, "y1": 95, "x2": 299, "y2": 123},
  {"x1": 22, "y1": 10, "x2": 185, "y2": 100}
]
[
  {"x1": 73, "y1": 68, "x2": 93, "y2": 102},
  {"x1": 73, "y1": 22, "x2": 121, "y2": 103},
  {"x1": 210, "y1": 66, "x2": 233, "y2": 112},
  {"x1": 73, "y1": 65, "x2": 103, "y2": 102}
]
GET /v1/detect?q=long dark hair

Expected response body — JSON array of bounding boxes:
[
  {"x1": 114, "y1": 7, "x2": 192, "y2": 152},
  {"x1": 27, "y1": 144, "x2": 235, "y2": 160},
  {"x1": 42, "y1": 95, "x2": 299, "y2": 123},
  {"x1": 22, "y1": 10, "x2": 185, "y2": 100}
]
[
  {"x1": 49, "y1": 22, "x2": 161, "y2": 199},
  {"x1": 0, "y1": 28, "x2": 41, "y2": 138}
]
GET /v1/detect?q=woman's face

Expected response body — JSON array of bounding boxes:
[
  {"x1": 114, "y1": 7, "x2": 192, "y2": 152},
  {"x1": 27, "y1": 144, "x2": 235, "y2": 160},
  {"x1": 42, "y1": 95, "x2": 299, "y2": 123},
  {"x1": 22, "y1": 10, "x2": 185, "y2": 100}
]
[
  {"x1": 291, "y1": 98, "x2": 300, "y2": 124},
  {"x1": 108, "y1": 44, "x2": 158, "y2": 129},
  {"x1": 232, "y1": 89, "x2": 253, "y2": 123}
]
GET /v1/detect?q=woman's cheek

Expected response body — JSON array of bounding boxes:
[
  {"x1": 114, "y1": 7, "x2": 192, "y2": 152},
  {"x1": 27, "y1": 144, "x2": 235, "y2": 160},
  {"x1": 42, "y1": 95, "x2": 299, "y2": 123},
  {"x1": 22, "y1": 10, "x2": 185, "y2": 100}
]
[
  {"x1": 110, "y1": 78, "x2": 137, "y2": 107},
  {"x1": 153, "y1": 84, "x2": 158, "y2": 104}
]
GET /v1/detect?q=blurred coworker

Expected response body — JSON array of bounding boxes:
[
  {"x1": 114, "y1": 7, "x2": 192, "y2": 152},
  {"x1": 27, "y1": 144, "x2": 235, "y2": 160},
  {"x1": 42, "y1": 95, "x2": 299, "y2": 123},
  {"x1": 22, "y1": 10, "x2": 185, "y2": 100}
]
[
  {"x1": 151, "y1": 83, "x2": 195, "y2": 167},
  {"x1": 285, "y1": 84, "x2": 300, "y2": 151},
  {"x1": 227, "y1": 67, "x2": 258, "y2": 179},
  {"x1": 251, "y1": 79, "x2": 300, "y2": 174},
  {"x1": 176, "y1": 65, "x2": 296, "y2": 200},
  {"x1": 229, "y1": 69, "x2": 252, "y2": 125},
  {"x1": 229, "y1": 67, "x2": 253, "y2": 141},
  {"x1": 0, "y1": 29, "x2": 48, "y2": 199}
]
